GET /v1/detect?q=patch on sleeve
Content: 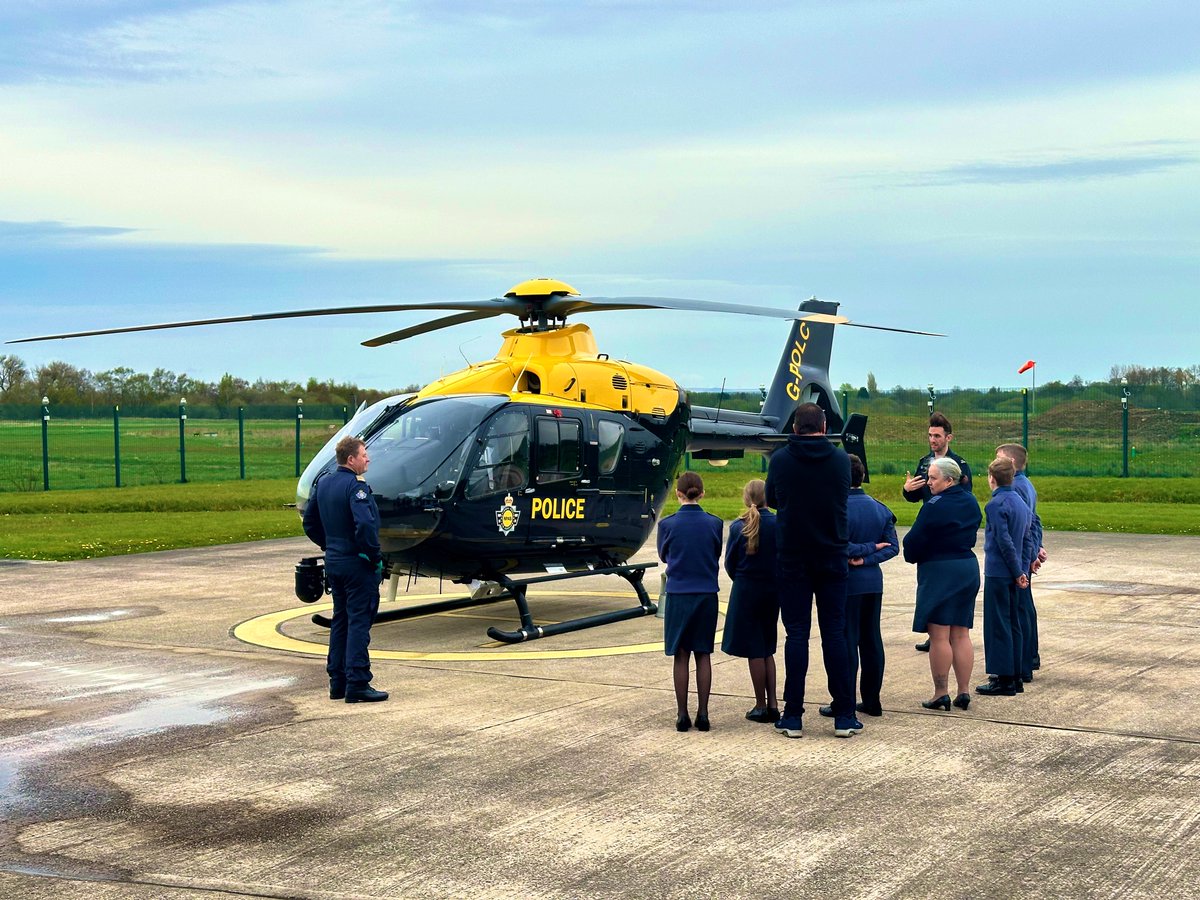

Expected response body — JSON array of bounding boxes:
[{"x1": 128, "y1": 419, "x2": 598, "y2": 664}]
[{"x1": 355, "y1": 489, "x2": 368, "y2": 500}]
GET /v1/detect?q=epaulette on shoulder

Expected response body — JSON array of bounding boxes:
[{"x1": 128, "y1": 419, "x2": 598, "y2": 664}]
[{"x1": 928, "y1": 494, "x2": 942, "y2": 504}]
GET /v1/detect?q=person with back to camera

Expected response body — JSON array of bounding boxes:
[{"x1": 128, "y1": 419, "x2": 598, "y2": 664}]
[
  {"x1": 657, "y1": 471, "x2": 724, "y2": 732},
  {"x1": 975, "y1": 456, "x2": 1034, "y2": 698},
  {"x1": 996, "y1": 443, "x2": 1046, "y2": 684},
  {"x1": 302, "y1": 435, "x2": 389, "y2": 704},
  {"x1": 902, "y1": 456, "x2": 982, "y2": 712},
  {"x1": 721, "y1": 479, "x2": 780, "y2": 724},
  {"x1": 819, "y1": 454, "x2": 898, "y2": 719},
  {"x1": 904, "y1": 412, "x2": 973, "y2": 654},
  {"x1": 766, "y1": 402, "x2": 860, "y2": 739}
]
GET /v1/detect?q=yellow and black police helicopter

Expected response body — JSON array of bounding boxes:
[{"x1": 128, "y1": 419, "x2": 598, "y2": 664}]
[{"x1": 12, "y1": 278, "x2": 937, "y2": 642}]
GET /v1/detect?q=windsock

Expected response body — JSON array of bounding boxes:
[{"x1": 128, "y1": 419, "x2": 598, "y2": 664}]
[{"x1": 1018, "y1": 360, "x2": 1036, "y2": 374}]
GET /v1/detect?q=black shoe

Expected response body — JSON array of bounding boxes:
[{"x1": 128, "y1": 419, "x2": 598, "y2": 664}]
[
  {"x1": 915, "y1": 639, "x2": 930, "y2": 652},
  {"x1": 676, "y1": 713, "x2": 692, "y2": 732},
  {"x1": 329, "y1": 680, "x2": 346, "y2": 701},
  {"x1": 695, "y1": 714, "x2": 711, "y2": 732},
  {"x1": 745, "y1": 706, "x2": 780, "y2": 723},
  {"x1": 990, "y1": 674, "x2": 1025, "y2": 693},
  {"x1": 819, "y1": 704, "x2": 834, "y2": 718},
  {"x1": 976, "y1": 679, "x2": 1016, "y2": 696},
  {"x1": 952, "y1": 693, "x2": 971, "y2": 710},
  {"x1": 921, "y1": 695, "x2": 951, "y2": 711},
  {"x1": 856, "y1": 702, "x2": 884, "y2": 717},
  {"x1": 345, "y1": 685, "x2": 389, "y2": 703}
]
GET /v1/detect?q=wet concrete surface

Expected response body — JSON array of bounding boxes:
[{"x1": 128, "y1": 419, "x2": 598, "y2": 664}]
[{"x1": 0, "y1": 529, "x2": 1197, "y2": 899}]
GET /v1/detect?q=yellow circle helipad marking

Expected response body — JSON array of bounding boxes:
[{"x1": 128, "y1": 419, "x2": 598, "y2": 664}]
[{"x1": 234, "y1": 591, "x2": 727, "y2": 662}]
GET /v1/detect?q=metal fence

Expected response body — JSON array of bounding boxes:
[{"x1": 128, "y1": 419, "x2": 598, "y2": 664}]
[{"x1": 2, "y1": 386, "x2": 1197, "y2": 492}]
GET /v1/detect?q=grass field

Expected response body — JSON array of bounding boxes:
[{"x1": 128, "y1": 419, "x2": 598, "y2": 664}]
[{"x1": 1, "y1": 472, "x2": 1196, "y2": 562}]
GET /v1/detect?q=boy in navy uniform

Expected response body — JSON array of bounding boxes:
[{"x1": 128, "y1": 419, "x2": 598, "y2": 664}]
[
  {"x1": 976, "y1": 457, "x2": 1034, "y2": 697},
  {"x1": 997, "y1": 443, "x2": 1045, "y2": 680},
  {"x1": 303, "y1": 435, "x2": 388, "y2": 703}
]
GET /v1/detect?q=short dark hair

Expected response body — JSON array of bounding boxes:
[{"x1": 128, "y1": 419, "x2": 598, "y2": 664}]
[
  {"x1": 849, "y1": 454, "x2": 865, "y2": 487},
  {"x1": 996, "y1": 443, "x2": 1028, "y2": 470},
  {"x1": 793, "y1": 402, "x2": 826, "y2": 435},
  {"x1": 675, "y1": 471, "x2": 704, "y2": 501},
  {"x1": 929, "y1": 412, "x2": 952, "y2": 434},
  {"x1": 335, "y1": 435, "x2": 365, "y2": 465}
]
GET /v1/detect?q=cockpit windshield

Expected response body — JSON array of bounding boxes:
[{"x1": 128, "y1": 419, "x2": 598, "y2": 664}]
[
  {"x1": 297, "y1": 394, "x2": 412, "y2": 504},
  {"x1": 361, "y1": 395, "x2": 508, "y2": 500}
]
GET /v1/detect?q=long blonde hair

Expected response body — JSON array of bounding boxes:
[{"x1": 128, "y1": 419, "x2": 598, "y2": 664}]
[{"x1": 739, "y1": 479, "x2": 767, "y2": 554}]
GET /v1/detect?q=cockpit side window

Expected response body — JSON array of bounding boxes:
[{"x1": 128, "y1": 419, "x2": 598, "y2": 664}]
[
  {"x1": 597, "y1": 420, "x2": 624, "y2": 475},
  {"x1": 535, "y1": 417, "x2": 582, "y2": 484},
  {"x1": 466, "y1": 410, "x2": 530, "y2": 499}
]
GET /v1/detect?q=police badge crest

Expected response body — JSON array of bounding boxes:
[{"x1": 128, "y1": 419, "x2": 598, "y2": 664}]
[{"x1": 495, "y1": 493, "x2": 520, "y2": 536}]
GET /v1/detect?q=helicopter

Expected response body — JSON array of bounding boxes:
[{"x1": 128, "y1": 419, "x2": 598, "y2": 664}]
[{"x1": 11, "y1": 278, "x2": 938, "y2": 643}]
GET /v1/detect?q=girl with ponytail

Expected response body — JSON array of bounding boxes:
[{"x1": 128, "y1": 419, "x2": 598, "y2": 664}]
[{"x1": 721, "y1": 478, "x2": 781, "y2": 723}]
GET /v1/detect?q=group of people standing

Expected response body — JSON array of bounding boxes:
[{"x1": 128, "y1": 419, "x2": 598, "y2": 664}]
[{"x1": 657, "y1": 406, "x2": 1046, "y2": 736}]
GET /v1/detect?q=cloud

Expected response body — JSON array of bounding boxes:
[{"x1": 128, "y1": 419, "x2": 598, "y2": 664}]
[
  {"x1": 0, "y1": 220, "x2": 135, "y2": 244},
  {"x1": 909, "y1": 152, "x2": 1197, "y2": 186}
]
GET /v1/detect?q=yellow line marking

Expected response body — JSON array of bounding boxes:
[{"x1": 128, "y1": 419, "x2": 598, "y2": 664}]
[{"x1": 233, "y1": 591, "x2": 727, "y2": 662}]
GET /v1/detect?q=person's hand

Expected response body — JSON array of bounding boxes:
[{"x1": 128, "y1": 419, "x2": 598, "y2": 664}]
[
  {"x1": 875, "y1": 542, "x2": 890, "y2": 550},
  {"x1": 903, "y1": 473, "x2": 926, "y2": 493},
  {"x1": 1037, "y1": 547, "x2": 1048, "y2": 563},
  {"x1": 849, "y1": 557, "x2": 864, "y2": 567},
  {"x1": 1017, "y1": 574, "x2": 1029, "y2": 589},
  {"x1": 1030, "y1": 559, "x2": 1042, "y2": 574}
]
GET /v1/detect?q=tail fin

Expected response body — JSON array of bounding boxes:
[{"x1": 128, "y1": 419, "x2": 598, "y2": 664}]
[{"x1": 760, "y1": 298, "x2": 844, "y2": 434}]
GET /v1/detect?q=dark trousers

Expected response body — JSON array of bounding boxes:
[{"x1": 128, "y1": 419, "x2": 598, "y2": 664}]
[
  {"x1": 983, "y1": 576, "x2": 1023, "y2": 679},
  {"x1": 846, "y1": 591, "x2": 885, "y2": 710},
  {"x1": 326, "y1": 557, "x2": 381, "y2": 688},
  {"x1": 1019, "y1": 584, "x2": 1039, "y2": 676},
  {"x1": 778, "y1": 561, "x2": 853, "y2": 719}
]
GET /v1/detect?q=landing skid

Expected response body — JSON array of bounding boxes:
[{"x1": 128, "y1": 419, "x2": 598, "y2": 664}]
[{"x1": 310, "y1": 563, "x2": 659, "y2": 643}]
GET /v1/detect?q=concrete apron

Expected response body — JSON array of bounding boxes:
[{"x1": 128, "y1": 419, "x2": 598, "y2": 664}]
[{"x1": 0, "y1": 529, "x2": 1197, "y2": 899}]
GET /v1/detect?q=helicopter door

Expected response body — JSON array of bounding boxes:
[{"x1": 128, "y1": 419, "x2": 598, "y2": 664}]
[
  {"x1": 462, "y1": 408, "x2": 532, "y2": 545},
  {"x1": 528, "y1": 413, "x2": 589, "y2": 550}
]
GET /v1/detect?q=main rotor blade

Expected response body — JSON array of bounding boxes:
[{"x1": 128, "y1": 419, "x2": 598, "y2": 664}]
[
  {"x1": 6, "y1": 298, "x2": 522, "y2": 344},
  {"x1": 363, "y1": 310, "x2": 506, "y2": 347},
  {"x1": 550, "y1": 295, "x2": 943, "y2": 336}
]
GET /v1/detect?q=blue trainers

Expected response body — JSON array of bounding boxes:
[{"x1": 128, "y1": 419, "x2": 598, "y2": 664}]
[
  {"x1": 774, "y1": 715, "x2": 804, "y2": 738},
  {"x1": 834, "y1": 716, "x2": 864, "y2": 737}
]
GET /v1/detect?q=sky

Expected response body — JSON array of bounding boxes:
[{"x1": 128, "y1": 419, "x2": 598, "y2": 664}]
[{"x1": 1, "y1": 0, "x2": 1197, "y2": 394}]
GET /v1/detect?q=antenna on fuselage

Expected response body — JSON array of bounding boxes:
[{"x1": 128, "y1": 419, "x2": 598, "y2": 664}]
[{"x1": 458, "y1": 335, "x2": 482, "y2": 369}]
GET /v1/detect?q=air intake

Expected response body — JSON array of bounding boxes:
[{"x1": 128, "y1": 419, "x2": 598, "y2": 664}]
[{"x1": 611, "y1": 374, "x2": 628, "y2": 390}]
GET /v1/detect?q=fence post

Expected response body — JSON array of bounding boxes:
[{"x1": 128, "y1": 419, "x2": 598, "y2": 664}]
[
  {"x1": 342, "y1": 405, "x2": 349, "y2": 425},
  {"x1": 178, "y1": 397, "x2": 188, "y2": 483},
  {"x1": 113, "y1": 404, "x2": 122, "y2": 488},
  {"x1": 238, "y1": 407, "x2": 246, "y2": 479},
  {"x1": 40, "y1": 396, "x2": 50, "y2": 491},
  {"x1": 841, "y1": 390, "x2": 849, "y2": 419},
  {"x1": 1021, "y1": 388, "x2": 1029, "y2": 449},
  {"x1": 295, "y1": 398, "x2": 304, "y2": 477},
  {"x1": 1121, "y1": 383, "x2": 1130, "y2": 477}
]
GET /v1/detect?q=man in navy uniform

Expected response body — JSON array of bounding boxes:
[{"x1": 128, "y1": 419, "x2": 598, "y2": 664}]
[
  {"x1": 903, "y1": 412, "x2": 973, "y2": 652},
  {"x1": 303, "y1": 435, "x2": 388, "y2": 703}
]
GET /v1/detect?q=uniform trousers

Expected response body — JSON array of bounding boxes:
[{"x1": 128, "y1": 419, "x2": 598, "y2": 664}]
[
  {"x1": 778, "y1": 559, "x2": 854, "y2": 719},
  {"x1": 983, "y1": 576, "x2": 1023, "y2": 680},
  {"x1": 325, "y1": 557, "x2": 381, "y2": 688},
  {"x1": 846, "y1": 592, "x2": 885, "y2": 711},
  {"x1": 1019, "y1": 585, "x2": 1039, "y2": 677}
]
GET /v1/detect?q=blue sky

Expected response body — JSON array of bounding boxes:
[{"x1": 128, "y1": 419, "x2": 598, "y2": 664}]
[{"x1": 1, "y1": 0, "x2": 1196, "y2": 392}]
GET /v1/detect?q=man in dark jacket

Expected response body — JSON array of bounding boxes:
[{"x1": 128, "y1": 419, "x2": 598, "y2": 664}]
[
  {"x1": 766, "y1": 402, "x2": 860, "y2": 738},
  {"x1": 303, "y1": 435, "x2": 388, "y2": 704}
]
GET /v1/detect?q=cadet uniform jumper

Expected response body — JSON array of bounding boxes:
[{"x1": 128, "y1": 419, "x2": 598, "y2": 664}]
[
  {"x1": 721, "y1": 508, "x2": 779, "y2": 660},
  {"x1": 1013, "y1": 469, "x2": 1043, "y2": 677},
  {"x1": 981, "y1": 485, "x2": 1034, "y2": 688},
  {"x1": 302, "y1": 465, "x2": 383, "y2": 695},
  {"x1": 845, "y1": 486, "x2": 899, "y2": 715},
  {"x1": 657, "y1": 504, "x2": 724, "y2": 655}
]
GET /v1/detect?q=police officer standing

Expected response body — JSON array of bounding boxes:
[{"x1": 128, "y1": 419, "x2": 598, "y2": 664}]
[
  {"x1": 303, "y1": 435, "x2": 388, "y2": 703},
  {"x1": 903, "y1": 412, "x2": 973, "y2": 653}
]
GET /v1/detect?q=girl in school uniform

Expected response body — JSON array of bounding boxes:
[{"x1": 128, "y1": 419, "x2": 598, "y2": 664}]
[
  {"x1": 657, "y1": 471, "x2": 724, "y2": 732},
  {"x1": 721, "y1": 479, "x2": 781, "y2": 723}
]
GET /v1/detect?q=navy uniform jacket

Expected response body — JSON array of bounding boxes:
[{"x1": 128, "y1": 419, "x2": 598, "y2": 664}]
[
  {"x1": 303, "y1": 465, "x2": 382, "y2": 565},
  {"x1": 765, "y1": 434, "x2": 850, "y2": 566},
  {"x1": 984, "y1": 486, "x2": 1034, "y2": 579},
  {"x1": 1013, "y1": 471, "x2": 1044, "y2": 555},
  {"x1": 657, "y1": 504, "x2": 723, "y2": 594},
  {"x1": 902, "y1": 483, "x2": 981, "y2": 564},
  {"x1": 724, "y1": 509, "x2": 778, "y2": 582},
  {"x1": 846, "y1": 488, "x2": 899, "y2": 595},
  {"x1": 903, "y1": 449, "x2": 973, "y2": 503}
]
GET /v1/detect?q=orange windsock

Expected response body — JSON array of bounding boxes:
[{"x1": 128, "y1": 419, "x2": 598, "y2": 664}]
[{"x1": 1018, "y1": 360, "x2": 1036, "y2": 374}]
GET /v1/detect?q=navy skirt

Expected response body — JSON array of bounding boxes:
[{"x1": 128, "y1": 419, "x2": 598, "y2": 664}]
[
  {"x1": 913, "y1": 557, "x2": 980, "y2": 631},
  {"x1": 720, "y1": 578, "x2": 779, "y2": 658},
  {"x1": 664, "y1": 592, "x2": 719, "y2": 655}
]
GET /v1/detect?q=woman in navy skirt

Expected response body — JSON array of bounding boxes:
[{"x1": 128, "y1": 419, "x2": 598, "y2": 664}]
[
  {"x1": 902, "y1": 457, "x2": 982, "y2": 712},
  {"x1": 657, "y1": 471, "x2": 724, "y2": 732},
  {"x1": 720, "y1": 479, "x2": 780, "y2": 723}
]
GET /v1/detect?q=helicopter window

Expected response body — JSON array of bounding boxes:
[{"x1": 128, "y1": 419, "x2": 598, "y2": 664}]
[
  {"x1": 597, "y1": 420, "x2": 624, "y2": 475},
  {"x1": 535, "y1": 417, "x2": 582, "y2": 484},
  {"x1": 466, "y1": 410, "x2": 530, "y2": 499}
]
